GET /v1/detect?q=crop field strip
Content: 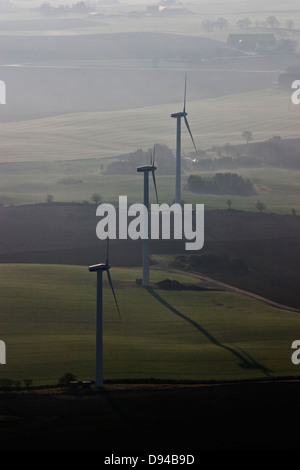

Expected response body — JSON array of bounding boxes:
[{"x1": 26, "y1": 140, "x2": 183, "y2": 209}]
[
  {"x1": 0, "y1": 88, "x2": 298, "y2": 164},
  {"x1": 1, "y1": 87, "x2": 300, "y2": 209}
]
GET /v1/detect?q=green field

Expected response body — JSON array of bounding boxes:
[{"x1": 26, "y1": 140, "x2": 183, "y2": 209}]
[
  {"x1": 0, "y1": 263, "x2": 299, "y2": 386},
  {"x1": 1, "y1": 160, "x2": 300, "y2": 214}
]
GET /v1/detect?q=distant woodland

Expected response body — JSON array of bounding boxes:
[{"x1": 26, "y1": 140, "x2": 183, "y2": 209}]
[
  {"x1": 103, "y1": 144, "x2": 176, "y2": 175},
  {"x1": 103, "y1": 137, "x2": 300, "y2": 179},
  {"x1": 186, "y1": 173, "x2": 256, "y2": 196},
  {"x1": 196, "y1": 137, "x2": 300, "y2": 171}
]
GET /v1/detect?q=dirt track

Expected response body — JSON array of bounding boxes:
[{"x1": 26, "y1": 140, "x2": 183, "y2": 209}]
[{"x1": 156, "y1": 266, "x2": 300, "y2": 313}]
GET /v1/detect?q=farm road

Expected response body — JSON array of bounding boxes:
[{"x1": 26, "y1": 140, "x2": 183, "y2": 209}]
[{"x1": 155, "y1": 266, "x2": 300, "y2": 313}]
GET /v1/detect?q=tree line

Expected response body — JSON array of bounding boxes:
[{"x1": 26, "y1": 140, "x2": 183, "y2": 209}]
[
  {"x1": 195, "y1": 137, "x2": 300, "y2": 171},
  {"x1": 186, "y1": 173, "x2": 256, "y2": 196},
  {"x1": 103, "y1": 144, "x2": 176, "y2": 175},
  {"x1": 202, "y1": 15, "x2": 296, "y2": 32}
]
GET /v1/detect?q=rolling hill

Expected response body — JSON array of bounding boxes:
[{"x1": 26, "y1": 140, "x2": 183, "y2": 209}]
[{"x1": 1, "y1": 204, "x2": 300, "y2": 308}]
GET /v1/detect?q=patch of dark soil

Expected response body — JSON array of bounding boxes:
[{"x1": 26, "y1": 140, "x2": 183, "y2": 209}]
[
  {"x1": 155, "y1": 278, "x2": 218, "y2": 291},
  {"x1": 1, "y1": 205, "x2": 300, "y2": 307}
]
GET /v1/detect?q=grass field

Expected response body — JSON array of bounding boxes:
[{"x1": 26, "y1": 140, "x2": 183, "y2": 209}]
[
  {"x1": 0, "y1": 263, "x2": 299, "y2": 387},
  {"x1": 1, "y1": 161, "x2": 300, "y2": 213}
]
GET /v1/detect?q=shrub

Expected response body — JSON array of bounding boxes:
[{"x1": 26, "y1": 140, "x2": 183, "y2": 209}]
[
  {"x1": 59, "y1": 373, "x2": 77, "y2": 385},
  {"x1": 0, "y1": 378, "x2": 13, "y2": 388}
]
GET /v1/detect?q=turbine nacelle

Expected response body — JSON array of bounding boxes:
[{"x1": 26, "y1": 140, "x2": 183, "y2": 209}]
[
  {"x1": 89, "y1": 239, "x2": 121, "y2": 318},
  {"x1": 171, "y1": 111, "x2": 187, "y2": 118},
  {"x1": 137, "y1": 144, "x2": 159, "y2": 205},
  {"x1": 137, "y1": 164, "x2": 157, "y2": 172},
  {"x1": 89, "y1": 263, "x2": 110, "y2": 272}
]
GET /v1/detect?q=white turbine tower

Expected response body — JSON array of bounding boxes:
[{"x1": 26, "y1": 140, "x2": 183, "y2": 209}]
[
  {"x1": 89, "y1": 241, "x2": 120, "y2": 388},
  {"x1": 171, "y1": 73, "x2": 197, "y2": 205},
  {"x1": 137, "y1": 145, "x2": 159, "y2": 287}
]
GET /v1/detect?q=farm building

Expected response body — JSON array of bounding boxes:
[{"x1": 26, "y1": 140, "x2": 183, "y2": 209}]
[
  {"x1": 227, "y1": 33, "x2": 276, "y2": 52},
  {"x1": 146, "y1": 1, "x2": 188, "y2": 16}
]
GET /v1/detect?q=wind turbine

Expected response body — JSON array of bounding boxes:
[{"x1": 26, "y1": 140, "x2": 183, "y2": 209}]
[
  {"x1": 137, "y1": 145, "x2": 159, "y2": 287},
  {"x1": 171, "y1": 73, "x2": 197, "y2": 205},
  {"x1": 89, "y1": 240, "x2": 120, "y2": 388}
]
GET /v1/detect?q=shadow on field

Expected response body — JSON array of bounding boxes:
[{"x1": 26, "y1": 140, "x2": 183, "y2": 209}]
[{"x1": 146, "y1": 287, "x2": 271, "y2": 375}]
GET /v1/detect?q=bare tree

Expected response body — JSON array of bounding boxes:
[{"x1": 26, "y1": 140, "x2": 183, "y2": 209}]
[
  {"x1": 242, "y1": 131, "x2": 253, "y2": 144},
  {"x1": 236, "y1": 18, "x2": 251, "y2": 29},
  {"x1": 265, "y1": 16, "x2": 280, "y2": 29},
  {"x1": 215, "y1": 17, "x2": 229, "y2": 31},
  {"x1": 226, "y1": 198, "x2": 233, "y2": 209},
  {"x1": 202, "y1": 18, "x2": 214, "y2": 32},
  {"x1": 92, "y1": 193, "x2": 102, "y2": 205},
  {"x1": 24, "y1": 379, "x2": 33, "y2": 388}
]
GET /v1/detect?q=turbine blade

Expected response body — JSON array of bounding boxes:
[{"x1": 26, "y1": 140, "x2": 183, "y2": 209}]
[
  {"x1": 184, "y1": 115, "x2": 197, "y2": 154},
  {"x1": 149, "y1": 147, "x2": 153, "y2": 166},
  {"x1": 151, "y1": 170, "x2": 159, "y2": 204},
  {"x1": 152, "y1": 144, "x2": 156, "y2": 166},
  {"x1": 106, "y1": 268, "x2": 121, "y2": 318},
  {"x1": 183, "y1": 72, "x2": 187, "y2": 113},
  {"x1": 106, "y1": 237, "x2": 109, "y2": 265}
]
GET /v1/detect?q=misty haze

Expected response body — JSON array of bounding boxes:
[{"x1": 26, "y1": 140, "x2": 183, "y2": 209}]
[{"x1": 1, "y1": 0, "x2": 300, "y2": 452}]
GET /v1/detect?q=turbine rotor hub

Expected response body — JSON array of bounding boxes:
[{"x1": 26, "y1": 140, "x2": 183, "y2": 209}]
[
  {"x1": 137, "y1": 165, "x2": 157, "y2": 172},
  {"x1": 171, "y1": 111, "x2": 187, "y2": 118},
  {"x1": 89, "y1": 263, "x2": 110, "y2": 272}
]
